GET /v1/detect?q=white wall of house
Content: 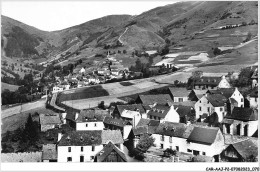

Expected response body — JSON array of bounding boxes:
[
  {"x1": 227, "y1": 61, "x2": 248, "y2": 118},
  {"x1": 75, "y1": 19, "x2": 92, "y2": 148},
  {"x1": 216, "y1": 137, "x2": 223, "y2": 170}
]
[
  {"x1": 173, "y1": 97, "x2": 188, "y2": 102},
  {"x1": 249, "y1": 97, "x2": 258, "y2": 108},
  {"x1": 187, "y1": 130, "x2": 225, "y2": 157},
  {"x1": 57, "y1": 145, "x2": 103, "y2": 162},
  {"x1": 160, "y1": 106, "x2": 180, "y2": 123},
  {"x1": 230, "y1": 88, "x2": 244, "y2": 107},
  {"x1": 224, "y1": 121, "x2": 258, "y2": 137},
  {"x1": 252, "y1": 79, "x2": 258, "y2": 88},
  {"x1": 217, "y1": 76, "x2": 231, "y2": 89},
  {"x1": 121, "y1": 110, "x2": 142, "y2": 128},
  {"x1": 195, "y1": 96, "x2": 226, "y2": 122},
  {"x1": 195, "y1": 96, "x2": 214, "y2": 119},
  {"x1": 123, "y1": 125, "x2": 132, "y2": 140},
  {"x1": 153, "y1": 134, "x2": 187, "y2": 152},
  {"x1": 76, "y1": 122, "x2": 104, "y2": 131}
]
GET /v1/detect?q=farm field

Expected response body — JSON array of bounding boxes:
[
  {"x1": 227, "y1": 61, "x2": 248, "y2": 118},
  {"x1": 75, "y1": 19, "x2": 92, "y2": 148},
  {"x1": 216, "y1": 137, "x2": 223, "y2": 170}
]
[{"x1": 1, "y1": 82, "x2": 19, "y2": 92}]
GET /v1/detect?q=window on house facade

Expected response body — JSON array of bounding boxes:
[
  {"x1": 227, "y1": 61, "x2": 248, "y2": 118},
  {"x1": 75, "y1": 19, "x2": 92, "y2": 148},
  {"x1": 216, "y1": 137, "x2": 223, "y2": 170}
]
[
  {"x1": 255, "y1": 98, "x2": 258, "y2": 102},
  {"x1": 176, "y1": 146, "x2": 179, "y2": 151},
  {"x1": 86, "y1": 124, "x2": 88, "y2": 127},
  {"x1": 68, "y1": 147, "x2": 71, "y2": 152},
  {"x1": 220, "y1": 107, "x2": 223, "y2": 111},
  {"x1": 161, "y1": 135, "x2": 164, "y2": 141},
  {"x1": 207, "y1": 107, "x2": 210, "y2": 112},
  {"x1": 81, "y1": 147, "x2": 83, "y2": 152},
  {"x1": 202, "y1": 152, "x2": 206, "y2": 155},
  {"x1": 187, "y1": 149, "x2": 192, "y2": 153},
  {"x1": 67, "y1": 157, "x2": 72, "y2": 162},
  {"x1": 241, "y1": 98, "x2": 243, "y2": 102},
  {"x1": 94, "y1": 123, "x2": 97, "y2": 127},
  {"x1": 169, "y1": 137, "x2": 172, "y2": 143},
  {"x1": 90, "y1": 156, "x2": 94, "y2": 160},
  {"x1": 199, "y1": 100, "x2": 201, "y2": 103},
  {"x1": 207, "y1": 101, "x2": 209, "y2": 104},
  {"x1": 92, "y1": 146, "x2": 95, "y2": 151},
  {"x1": 199, "y1": 107, "x2": 202, "y2": 111},
  {"x1": 160, "y1": 144, "x2": 164, "y2": 149},
  {"x1": 179, "y1": 98, "x2": 183, "y2": 102}
]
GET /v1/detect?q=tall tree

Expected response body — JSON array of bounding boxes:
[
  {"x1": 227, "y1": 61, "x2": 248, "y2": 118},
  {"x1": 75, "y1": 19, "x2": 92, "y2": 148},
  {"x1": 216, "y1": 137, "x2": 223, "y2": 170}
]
[{"x1": 137, "y1": 133, "x2": 155, "y2": 152}]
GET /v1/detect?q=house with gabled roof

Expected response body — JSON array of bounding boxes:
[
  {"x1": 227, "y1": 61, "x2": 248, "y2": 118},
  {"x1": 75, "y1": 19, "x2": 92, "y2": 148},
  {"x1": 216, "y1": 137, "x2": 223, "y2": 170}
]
[
  {"x1": 194, "y1": 76, "x2": 231, "y2": 90},
  {"x1": 188, "y1": 89, "x2": 207, "y2": 102},
  {"x1": 220, "y1": 138, "x2": 258, "y2": 162},
  {"x1": 112, "y1": 104, "x2": 146, "y2": 119},
  {"x1": 136, "y1": 94, "x2": 173, "y2": 106},
  {"x1": 103, "y1": 117, "x2": 132, "y2": 140},
  {"x1": 186, "y1": 126, "x2": 225, "y2": 161},
  {"x1": 194, "y1": 93, "x2": 227, "y2": 122},
  {"x1": 94, "y1": 141, "x2": 127, "y2": 162},
  {"x1": 251, "y1": 67, "x2": 258, "y2": 88},
  {"x1": 152, "y1": 122, "x2": 193, "y2": 152},
  {"x1": 39, "y1": 114, "x2": 62, "y2": 132},
  {"x1": 222, "y1": 107, "x2": 258, "y2": 137},
  {"x1": 248, "y1": 89, "x2": 258, "y2": 109},
  {"x1": 57, "y1": 130, "x2": 124, "y2": 162},
  {"x1": 147, "y1": 104, "x2": 180, "y2": 123},
  {"x1": 207, "y1": 87, "x2": 244, "y2": 108},
  {"x1": 65, "y1": 109, "x2": 110, "y2": 131},
  {"x1": 168, "y1": 87, "x2": 191, "y2": 102}
]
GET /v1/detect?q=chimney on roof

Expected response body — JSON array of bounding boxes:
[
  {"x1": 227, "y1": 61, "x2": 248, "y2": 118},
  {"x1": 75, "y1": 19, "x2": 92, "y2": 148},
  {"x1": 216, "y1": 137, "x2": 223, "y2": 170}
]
[
  {"x1": 152, "y1": 102, "x2": 157, "y2": 107},
  {"x1": 75, "y1": 112, "x2": 79, "y2": 120}
]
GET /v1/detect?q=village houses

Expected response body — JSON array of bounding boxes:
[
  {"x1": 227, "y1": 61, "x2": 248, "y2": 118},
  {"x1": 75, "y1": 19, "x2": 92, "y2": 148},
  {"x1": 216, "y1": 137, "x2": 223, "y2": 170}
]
[
  {"x1": 57, "y1": 130, "x2": 124, "y2": 162},
  {"x1": 39, "y1": 113, "x2": 62, "y2": 132},
  {"x1": 194, "y1": 93, "x2": 227, "y2": 122},
  {"x1": 193, "y1": 75, "x2": 231, "y2": 90},
  {"x1": 168, "y1": 87, "x2": 191, "y2": 102}
]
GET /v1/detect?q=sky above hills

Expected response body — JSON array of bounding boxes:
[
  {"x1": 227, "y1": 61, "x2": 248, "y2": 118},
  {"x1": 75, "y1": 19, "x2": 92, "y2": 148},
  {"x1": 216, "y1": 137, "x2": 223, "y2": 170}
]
[{"x1": 2, "y1": 0, "x2": 177, "y2": 32}]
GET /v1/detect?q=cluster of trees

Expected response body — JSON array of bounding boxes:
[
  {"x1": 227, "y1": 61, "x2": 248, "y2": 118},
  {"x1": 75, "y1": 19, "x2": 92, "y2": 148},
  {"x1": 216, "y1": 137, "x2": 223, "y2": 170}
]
[
  {"x1": 230, "y1": 67, "x2": 256, "y2": 87},
  {"x1": 2, "y1": 114, "x2": 40, "y2": 153}
]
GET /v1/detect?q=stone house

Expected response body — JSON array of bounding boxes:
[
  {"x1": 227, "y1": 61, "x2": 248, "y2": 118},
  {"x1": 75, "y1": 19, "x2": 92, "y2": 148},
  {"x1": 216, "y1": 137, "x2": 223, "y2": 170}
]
[
  {"x1": 248, "y1": 89, "x2": 258, "y2": 109},
  {"x1": 222, "y1": 107, "x2": 258, "y2": 137},
  {"x1": 136, "y1": 94, "x2": 173, "y2": 106},
  {"x1": 168, "y1": 87, "x2": 191, "y2": 102},
  {"x1": 94, "y1": 141, "x2": 127, "y2": 162},
  {"x1": 57, "y1": 130, "x2": 124, "y2": 162},
  {"x1": 194, "y1": 94, "x2": 227, "y2": 122},
  {"x1": 220, "y1": 139, "x2": 258, "y2": 162},
  {"x1": 39, "y1": 114, "x2": 62, "y2": 132},
  {"x1": 147, "y1": 104, "x2": 180, "y2": 123},
  {"x1": 193, "y1": 76, "x2": 231, "y2": 90},
  {"x1": 103, "y1": 117, "x2": 132, "y2": 140}
]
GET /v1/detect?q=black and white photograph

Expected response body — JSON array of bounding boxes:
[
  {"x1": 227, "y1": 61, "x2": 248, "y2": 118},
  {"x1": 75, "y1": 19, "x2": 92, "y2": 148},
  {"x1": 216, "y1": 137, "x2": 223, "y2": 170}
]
[{"x1": 1, "y1": 0, "x2": 258, "y2": 171}]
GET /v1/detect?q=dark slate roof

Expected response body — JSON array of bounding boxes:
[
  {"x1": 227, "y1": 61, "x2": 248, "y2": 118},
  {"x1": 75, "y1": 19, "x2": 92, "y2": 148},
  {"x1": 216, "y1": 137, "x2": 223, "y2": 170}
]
[
  {"x1": 142, "y1": 105, "x2": 152, "y2": 111},
  {"x1": 65, "y1": 108, "x2": 80, "y2": 121},
  {"x1": 40, "y1": 114, "x2": 61, "y2": 125},
  {"x1": 116, "y1": 104, "x2": 145, "y2": 115},
  {"x1": 42, "y1": 144, "x2": 57, "y2": 160},
  {"x1": 133, "y1": 126, "x2": 157, "y2": 136},
  {"x1": 187, "y1": 127, "x2": 219, "y2": 145},
  {"x1": 218, "y1": 88, "x2": 236, "y2": 99},
  {"x1": 232, "y1": 139, "x2": 258, "y2": 159},
  {"x1": 223, "y1": 134, "x2": 252, "y2": 145},
  {"x1": 136, "y1": 118, "x2": 160, "y2": 127},
  {"x1": 205, "y1": 94, "x2": 227, "y2": 107},
  {"x1": 76, "y1": 109, "x2": 110, "y2": 122},
  {"x1": 138, "y1": 94, "x2": 173, "y2": 105},
  {"x1": 174, "y1": 105, "x2": 194, "y2": 118},
  {"x1": 169, "y1": 101, "x2": 196, "y2": 107},
  {"x1": 103, "y1": 117, "x2": 128, "y2": 127},
  {"x1": 101, "y1": 130, "x2": 124, "y2": 144},
  {"x1": 249, "y1": 89, "x2": 258, "y2": 98},
  {"x1": 96, "y1": 141, "x2": 127, "y2": 162},
  {"x1": 147, "y1": 105, "x2": 170, "y2": 118},
  {"x1": 58, "y1": 131, "x2": 102, "y2": 146},
  {"x1": 194, "y1": 76, "x2": 221, "y2": 86},
  {"x1": 154, "y1": 122, "x2": 188, "y2": 138},
  {"x1": 226, "y1": 107, "x2": 258, "y2": 121},
  {"x1": 229, "y1": 98, "x2": 237, "y2": 104},
  {"x1": 168, "y1": 87, "x2": 190, "y2": 97},
  {"x1": 192, "y1": 89, "x2": 207, "y2": 99}
]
